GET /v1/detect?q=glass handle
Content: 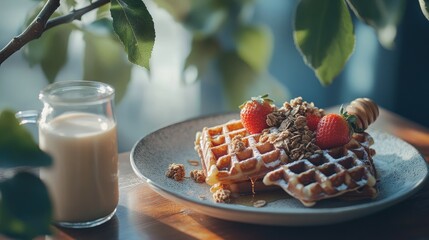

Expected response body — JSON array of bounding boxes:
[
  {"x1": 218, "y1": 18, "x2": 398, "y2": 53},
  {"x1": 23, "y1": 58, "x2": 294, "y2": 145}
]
[{"x1": 15, "y1": 110, "x2": 39, "y2": 125}]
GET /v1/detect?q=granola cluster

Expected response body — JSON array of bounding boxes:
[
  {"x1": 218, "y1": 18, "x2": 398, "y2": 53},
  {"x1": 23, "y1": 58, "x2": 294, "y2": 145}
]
[
  {"x1": 266, "y1": 97, "x2": 324, "y2": 127},
  {"x1": 166, "y1": 160, "x2": 207, "y2": 183},
  {"x1": 213, "y1": 188, "x2": 232, "y2": 203},
  {"x1": 261, "y1": 97, "x2": 324, "y2": 161},
  {"x1": 165, "y1": 163, "x2": 186, "y2": 181},
  {"x1": 231, "y1": 135, "x2": 246, "y2": 153},
  {"x1": 190, "y1": 169, "x2": 206, "y2": 183}
]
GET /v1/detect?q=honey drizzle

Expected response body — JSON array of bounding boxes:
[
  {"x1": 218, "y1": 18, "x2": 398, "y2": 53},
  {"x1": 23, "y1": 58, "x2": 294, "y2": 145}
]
[
  {"x1": 231, "y1": 190, "x2": 290, "y2": 207},
  {"x1": 230, "y1": 177, "x2": 290, "y2": 207},
  {"x1": 249, "y1": 177, "x2": 257, "y2": 196}
]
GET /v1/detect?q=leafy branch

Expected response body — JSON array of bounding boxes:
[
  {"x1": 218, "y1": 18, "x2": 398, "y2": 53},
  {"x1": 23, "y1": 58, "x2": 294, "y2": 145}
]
[
  {"x1": 46, "y1": 0, "x2": 110, "y2": 30},
  {"x1": 0, "y1": 0, "x2": 110, "y2": 65},
  {"x1": 0, "y1": 0, "x2": 154, "y2": 238},
  {"x1": 1, "y1": 0, "x2": 427, "y2": 85}
]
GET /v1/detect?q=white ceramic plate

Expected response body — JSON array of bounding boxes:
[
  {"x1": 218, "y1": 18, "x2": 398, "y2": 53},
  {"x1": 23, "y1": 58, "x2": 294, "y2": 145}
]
[{"x1": 130, "y1": 113, "x2": 428, "y2": 226}]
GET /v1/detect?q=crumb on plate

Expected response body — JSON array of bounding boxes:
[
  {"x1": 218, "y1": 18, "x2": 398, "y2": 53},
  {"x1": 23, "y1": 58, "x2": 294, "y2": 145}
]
[
  {"x1": 166, "y1": 163, "x2": 185, "y2": 181},
  {"x1": 253, "y1": 200, "x2": 267, "y2": 208},
  {"x1": 190, "y1": 169, "x2": 206, "y2": 183},
  {"x1": 213, "y1": 188, "x2": 231, "y2": 203},
  {"x1": 187, "y1": 160, "x2": 200, "y2": 166}
]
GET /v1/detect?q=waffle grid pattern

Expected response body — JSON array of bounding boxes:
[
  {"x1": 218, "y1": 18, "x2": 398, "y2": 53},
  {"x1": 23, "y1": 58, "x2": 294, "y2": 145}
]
[
  {"x1": 196, "y1": 120, "x2": 288, "y2": 186},
  {"x1": 263, "y1": 133, "x2": 377, "y2": 206}
]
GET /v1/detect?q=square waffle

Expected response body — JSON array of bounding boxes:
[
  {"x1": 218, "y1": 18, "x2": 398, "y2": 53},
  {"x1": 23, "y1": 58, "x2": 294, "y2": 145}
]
[
  {"x1": 262, "y1": 133, "x2": 378, "y2": 207},
  {"x1": 194, "y1": 119, "x2": 288, "y2": 188}
]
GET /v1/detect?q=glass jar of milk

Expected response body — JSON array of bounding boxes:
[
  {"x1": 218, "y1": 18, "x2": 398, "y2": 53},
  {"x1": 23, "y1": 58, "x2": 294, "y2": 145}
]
[{"x1": 35, "y1": 81, "x2": 118, "y2": 228}]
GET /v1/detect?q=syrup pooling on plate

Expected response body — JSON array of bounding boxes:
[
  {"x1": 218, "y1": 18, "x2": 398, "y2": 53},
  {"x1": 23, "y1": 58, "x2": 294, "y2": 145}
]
[
  {"x1": 231, "y1": 177, "x2": 291, "y2": 208},
  {"x1": 232, "y1": 190, "x2": 291, "y2": 207}
]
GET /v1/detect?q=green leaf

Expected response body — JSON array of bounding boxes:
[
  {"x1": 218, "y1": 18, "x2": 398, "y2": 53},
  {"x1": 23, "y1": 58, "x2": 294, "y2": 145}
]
[
  {"x1": 219, "y1": 51, "x2": 289, "y2": 108},
  {"x1": 110, "y1": 0, "x2": 155, "y2": 69},
  {"x1": 85, "y1": 18, "x2": 115, "y2": 36},
  {"x1": 0, "y1": 172, "x2": 53, "y2": 239},
  {"x1": 83, "y1": 31, "x2": 132, "y2": 104},
  {"x1": 152, "y1": 0, "x2": 192, "y2": 21},
  {"x1": 39, "y1": 27, "x2": 73, "y2": 83},
  {"x1": 96, "y1": 2, "x2": 112, "y2": 20},
  {"x1": 235, "y1": 24, "x2": 273, "y2": 73},
  {"x1": 59, "y1": 0, "x2": 77, "y2": 13},
  {"x1": 347, "y1": 0, "x2": 406, "y2": 49},
  {"x1": 294, "y1": 0, "x2": 355, "y2": 86},
  {"x1": 184, "y1": 37, "x2": 220, "y2": 80},
  {"x1": 419, "y1": 0, "x2": 429, "y2": 21},
  {"x1": 0, "y1": 110, "x2": 52, "y2": 168},
  {"x1": 22, "y1": 2, "x2": 74, "y2": 83},
  {"x1": 183, "y1": 0, "x2": 227, "y2": 38}
]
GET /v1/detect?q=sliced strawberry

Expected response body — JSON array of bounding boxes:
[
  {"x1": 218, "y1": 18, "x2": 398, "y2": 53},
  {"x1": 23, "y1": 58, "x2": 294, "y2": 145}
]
[{"x1": 239, "y1": 94, "x2": 274, "y2": 134}]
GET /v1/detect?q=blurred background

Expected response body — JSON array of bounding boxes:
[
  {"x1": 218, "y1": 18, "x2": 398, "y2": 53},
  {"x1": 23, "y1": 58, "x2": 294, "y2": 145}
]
[{"x1": 0, "y1": 0, "x2": 428, "y2": 152}]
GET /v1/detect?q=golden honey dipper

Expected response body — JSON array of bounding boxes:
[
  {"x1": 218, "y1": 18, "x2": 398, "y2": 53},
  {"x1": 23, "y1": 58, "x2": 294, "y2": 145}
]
[{"x1": 346, "y1": 98, "x2": 379, "y2": 131}]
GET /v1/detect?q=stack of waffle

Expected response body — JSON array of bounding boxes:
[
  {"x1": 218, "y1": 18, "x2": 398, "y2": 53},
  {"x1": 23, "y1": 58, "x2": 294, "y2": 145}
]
[
  {"x1": 194, "y1": 119, "x2": 378, "y2": 207},
  {"x1": 195, "y1": 120, "x2": 288, "y2": 194}
]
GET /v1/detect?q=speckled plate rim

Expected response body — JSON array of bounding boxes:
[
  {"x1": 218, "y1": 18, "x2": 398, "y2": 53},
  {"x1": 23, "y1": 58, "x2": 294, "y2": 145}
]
[{"x1": 130, "y1": 113, "x2": 429, "y2": 226}]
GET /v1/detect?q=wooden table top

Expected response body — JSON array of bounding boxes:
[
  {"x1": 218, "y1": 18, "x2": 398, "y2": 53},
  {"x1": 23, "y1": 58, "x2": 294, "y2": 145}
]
[{"x1": 54, "y1": 108, "x2": 429, "y2": 240}]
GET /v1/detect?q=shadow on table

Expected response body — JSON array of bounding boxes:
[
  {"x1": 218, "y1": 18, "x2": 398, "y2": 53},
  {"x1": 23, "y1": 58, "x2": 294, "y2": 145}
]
[
  {"x1": 57, "y1": 205, "x2": 196, "y2": 240},
  {"x1": 55, "y1": 215, "x2": 120, "y2": 239},
  {"x1": 186, "y1": 184, "x2": 429, "y2": 240}
]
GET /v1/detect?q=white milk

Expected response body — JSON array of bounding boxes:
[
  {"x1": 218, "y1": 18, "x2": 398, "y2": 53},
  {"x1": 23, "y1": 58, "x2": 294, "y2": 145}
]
[{"x1": 39, "y1": 112, "x2": 118, "y2": 222}]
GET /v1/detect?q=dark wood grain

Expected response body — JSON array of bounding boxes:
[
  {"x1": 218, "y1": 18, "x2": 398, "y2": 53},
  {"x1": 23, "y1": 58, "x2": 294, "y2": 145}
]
[{"x1": 53, "y1": 108, "x2": 429, "y2": 240}]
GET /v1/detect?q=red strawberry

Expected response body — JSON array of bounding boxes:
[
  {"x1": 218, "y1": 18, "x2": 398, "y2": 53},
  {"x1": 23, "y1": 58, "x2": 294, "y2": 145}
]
[
  {"x1": 239, "y1": 94, "x2": 274, "y2": 134},
  {"x1": 306, "y1": 113, "x2": 321, "y2": 131},
  {"x1": 315, "y1": 108, "x2": 356, "y2": 149}
]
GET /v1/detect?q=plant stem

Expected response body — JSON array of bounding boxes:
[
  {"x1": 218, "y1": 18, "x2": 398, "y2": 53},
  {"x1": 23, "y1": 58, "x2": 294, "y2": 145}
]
[
  {"x1": 0, "y1": 0, "x2": 111, "y2": 66},
  {"x1": 46, "y1": 0, "x2": 110, "y2": 31},
  {"x1": 0, "y1": 0, "x2": 60, "y2": 65}
]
